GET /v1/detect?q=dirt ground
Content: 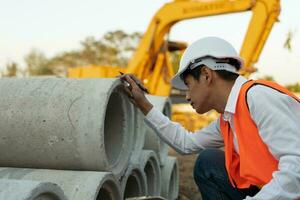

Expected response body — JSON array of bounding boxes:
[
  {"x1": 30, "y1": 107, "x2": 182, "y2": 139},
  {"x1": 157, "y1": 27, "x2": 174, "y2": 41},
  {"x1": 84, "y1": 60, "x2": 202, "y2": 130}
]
[{"x1": 169, "y1": 149, "x2": 202, "y2": 200}]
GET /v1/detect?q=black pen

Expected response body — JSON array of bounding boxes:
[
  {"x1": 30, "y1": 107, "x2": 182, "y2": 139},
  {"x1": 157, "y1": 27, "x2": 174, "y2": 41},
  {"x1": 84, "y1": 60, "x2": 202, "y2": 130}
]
[{"x1": 119, "y1": 72, "x2": 149, "y2": 94}]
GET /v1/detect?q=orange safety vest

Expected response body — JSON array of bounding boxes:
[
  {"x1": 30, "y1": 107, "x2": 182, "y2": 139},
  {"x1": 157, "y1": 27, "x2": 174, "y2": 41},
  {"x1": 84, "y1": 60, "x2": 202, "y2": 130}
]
[{"x1": 220, "y1": 80, "x2": 300, "y2": 189}]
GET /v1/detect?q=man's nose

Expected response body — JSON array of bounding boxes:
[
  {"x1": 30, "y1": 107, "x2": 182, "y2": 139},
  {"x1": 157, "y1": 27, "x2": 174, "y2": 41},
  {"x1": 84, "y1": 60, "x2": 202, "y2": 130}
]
[{"x1": 186, "y1": 92, "x2": 191, "y2": 102}]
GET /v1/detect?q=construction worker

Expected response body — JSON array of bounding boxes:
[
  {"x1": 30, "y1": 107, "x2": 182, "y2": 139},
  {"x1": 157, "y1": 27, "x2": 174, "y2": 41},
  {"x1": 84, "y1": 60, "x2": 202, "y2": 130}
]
[{"x1": 122, "y1": 37, "x2": 300, "y2": 200}]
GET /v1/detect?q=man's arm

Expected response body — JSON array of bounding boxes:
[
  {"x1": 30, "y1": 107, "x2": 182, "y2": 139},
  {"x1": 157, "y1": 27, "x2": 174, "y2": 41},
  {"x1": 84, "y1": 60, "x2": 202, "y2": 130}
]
[
  {"x1": 145, "y1": 107, "x2": 224, "y2": 154},
  {"x1": 246, "y1": 85, "x2": 300, "y2": 200},
  {"x1": 121, "y1": 74, "x2": 224, "y2": 154}
]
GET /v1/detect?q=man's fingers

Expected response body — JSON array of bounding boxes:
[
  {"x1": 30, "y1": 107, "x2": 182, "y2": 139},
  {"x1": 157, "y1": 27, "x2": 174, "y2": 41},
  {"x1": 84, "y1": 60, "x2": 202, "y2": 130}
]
[
  {"x1": 124, "y1": 75, "x2": 140, "y2": 90},
  {"x1": 122, "y1": 84, "x2": 137, "y2": 105},
  {"x1": 119, "y1": 74, "x2": 127, "y2": 79},
  {"x1": 129, "y1": 74, "x2": 140, "y2": 83},
  {"x1": 129, "y1": 74, "x2": 144, "y2": 86},
  {"x1": 119, "y1": 75, "x2": 135, "y2": 91},
  {"x1": 128, "y1": 74, "x2": 148, "y2": 92},
  {"x1": 119, "y1": 73, "x2": 148, "y2": 93},
  {"x1": 123, "y1": 85, "x2": 133, "y2": 97}
]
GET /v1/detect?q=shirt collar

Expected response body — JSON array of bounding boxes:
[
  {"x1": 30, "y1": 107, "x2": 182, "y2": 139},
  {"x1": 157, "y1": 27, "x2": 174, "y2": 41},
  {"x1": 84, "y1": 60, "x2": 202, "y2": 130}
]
[{"x1": 224, "y1": 75, "x2": 248, "y2": 115}]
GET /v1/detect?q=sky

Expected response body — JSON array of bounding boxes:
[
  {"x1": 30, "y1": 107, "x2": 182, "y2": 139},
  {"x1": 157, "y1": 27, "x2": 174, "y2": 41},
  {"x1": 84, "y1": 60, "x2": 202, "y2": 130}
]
[{"x1": 1, "y1": 0, "x2": 299, "y2": 84}]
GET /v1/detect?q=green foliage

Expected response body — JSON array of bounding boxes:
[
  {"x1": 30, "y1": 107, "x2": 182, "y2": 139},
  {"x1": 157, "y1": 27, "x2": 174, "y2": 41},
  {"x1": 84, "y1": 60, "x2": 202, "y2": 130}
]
[
  {"x1": 3, "y1": 29, "x2": 298, "y2": 95},
  {"x1": 51, "y1": 30, "x2": 142, "y2": 70},
  {"x1": 1, "y1": 30, "x2": 142, "y2": 77},
  {"x1": 285, "y1": 83, "x2": 300, "y2": 93},
  {"x1": 24, "y1": 49, "x2": 54, "y2": 76},
  {"x1": 258, "y1": 75, "x2": 275, "y2": 81},
  {"x1": 2, "y1": 62, "x2": 19, "y2": 77},
  {"x1": 283, "y1": 30, "x2": 296, "y2": 52}
]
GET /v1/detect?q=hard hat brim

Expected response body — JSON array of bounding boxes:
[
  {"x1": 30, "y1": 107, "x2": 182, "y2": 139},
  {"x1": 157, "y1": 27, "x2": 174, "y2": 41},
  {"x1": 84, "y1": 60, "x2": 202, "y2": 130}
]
[
  {"x1": 171, "y1": 56, "x2": 243, "y2": 90},
  {"x1": 171, "y1": 73, "x2": 188, "y2": 90}
]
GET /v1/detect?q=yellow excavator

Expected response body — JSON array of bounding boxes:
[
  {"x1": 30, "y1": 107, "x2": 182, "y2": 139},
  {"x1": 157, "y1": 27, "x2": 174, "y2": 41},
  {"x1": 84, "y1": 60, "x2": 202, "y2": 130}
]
[{"x1": 68, "y1": 0, "x2": 280, "y2": 131}]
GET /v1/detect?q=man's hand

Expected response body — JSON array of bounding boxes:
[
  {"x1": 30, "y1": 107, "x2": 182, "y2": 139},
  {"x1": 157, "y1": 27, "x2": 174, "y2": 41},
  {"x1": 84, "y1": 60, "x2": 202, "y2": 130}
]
[{"x1": 120, "y1": 74, "x2": 153, "y2": 115}]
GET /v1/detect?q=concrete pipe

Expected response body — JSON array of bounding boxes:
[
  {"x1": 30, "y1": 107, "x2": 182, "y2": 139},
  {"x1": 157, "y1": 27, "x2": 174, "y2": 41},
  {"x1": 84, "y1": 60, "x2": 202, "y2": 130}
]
[
  {"x1": 160, "y1": 156, "x2": 179, "y2": 200},
  {"x1": 144, "y1": 95, "x2": 172, "y2": 166},
  {"x1": 0, "y1": 78, "x2": 134, "y2": 177},
  {"x1": 131, "y1": 150, "x2": 162, "y2": 196},
  {"x1": 0, "y1": 179, "x2": 66, "y2": 200},
  {"x1": 0, "y1": 168, "x2": 121, "y2": 200},
  {"x1": 121, "y1": 164, "x2": 147, "y2": 199},
  {"x1": 132, "y1": 108, "x2": 146, "y2": 153}
]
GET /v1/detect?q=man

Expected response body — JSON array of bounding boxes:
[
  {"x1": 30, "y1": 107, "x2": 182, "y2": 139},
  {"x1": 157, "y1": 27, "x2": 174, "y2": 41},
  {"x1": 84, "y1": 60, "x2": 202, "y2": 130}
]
[{"x1": 122, "y1": 37, "x2": 300, "y2": 199}]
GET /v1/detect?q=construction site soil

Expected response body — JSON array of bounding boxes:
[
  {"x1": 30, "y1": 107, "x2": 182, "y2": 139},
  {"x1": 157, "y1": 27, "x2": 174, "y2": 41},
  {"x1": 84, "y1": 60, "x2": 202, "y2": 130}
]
[{"x1": 169, "y1": 149, "x2": 202, "y2": 200}]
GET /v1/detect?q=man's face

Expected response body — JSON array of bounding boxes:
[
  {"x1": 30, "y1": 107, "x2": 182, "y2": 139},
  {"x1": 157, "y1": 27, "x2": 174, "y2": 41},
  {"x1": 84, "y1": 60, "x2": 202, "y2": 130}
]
[{"x1": 184, "y1": 73, "x2": 211, "y2": 114}]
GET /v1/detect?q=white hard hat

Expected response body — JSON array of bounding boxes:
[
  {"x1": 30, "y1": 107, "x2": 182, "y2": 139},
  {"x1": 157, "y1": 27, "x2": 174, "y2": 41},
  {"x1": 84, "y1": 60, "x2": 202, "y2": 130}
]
[{"x1": 171, "y1": 37, "x2": 244, "y2": 90}]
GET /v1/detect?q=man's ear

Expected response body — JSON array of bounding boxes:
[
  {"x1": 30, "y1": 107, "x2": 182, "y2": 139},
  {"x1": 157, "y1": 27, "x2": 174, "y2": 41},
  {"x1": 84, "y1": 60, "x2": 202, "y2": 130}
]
[{"x1": 200, "y1": 66, "x2": 213, "y2": 84}]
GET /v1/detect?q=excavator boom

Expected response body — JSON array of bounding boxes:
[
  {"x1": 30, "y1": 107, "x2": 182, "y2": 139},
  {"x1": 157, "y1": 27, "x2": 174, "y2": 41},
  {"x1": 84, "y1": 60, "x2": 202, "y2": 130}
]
[
  {"x1": 67, "y1": 0, "x2": 281, "y2": 131},
  {"x1": 68, "y1": 0, "x2": 280, "y2": 96},
  {"x1": 127, "y1": 0, "x2": 280, "y2": 81}
]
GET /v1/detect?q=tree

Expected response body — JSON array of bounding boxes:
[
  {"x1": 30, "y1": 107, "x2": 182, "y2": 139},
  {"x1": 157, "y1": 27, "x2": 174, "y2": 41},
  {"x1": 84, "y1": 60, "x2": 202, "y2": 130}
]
[
  {"x1": 258, "y1": 75, "x2": 275, "y2": 81},
  {"x1": 101, "y1": 30, "x2": 142, "y2": 66},
  {"x1": 49, "y1": 30, "x2": 142, "y2": 76},
  {"x1": 47, "y1": 50, "x2": 84, "y2": 76},
  {"x1": 1, "y1": 62, "x2": 19, "y2": 77},
  {"x1": 284, "y1": 30, "x2": 297, "y2": 52},
  {"x1": 1, "y1": 30, "x2": 142, "y2": 77},
  {"x1": 24, "y1": 49, "x2": 54, "y2": 76},
  {"x1": 286, "y1": 83, "x2": 300, "y2": 93}
]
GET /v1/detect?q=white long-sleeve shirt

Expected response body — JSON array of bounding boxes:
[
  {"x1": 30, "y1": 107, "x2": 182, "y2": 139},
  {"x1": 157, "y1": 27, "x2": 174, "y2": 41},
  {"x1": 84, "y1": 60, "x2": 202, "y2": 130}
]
[{"x1": 144, "y1": 76, "x2": 300, "y2": 200}]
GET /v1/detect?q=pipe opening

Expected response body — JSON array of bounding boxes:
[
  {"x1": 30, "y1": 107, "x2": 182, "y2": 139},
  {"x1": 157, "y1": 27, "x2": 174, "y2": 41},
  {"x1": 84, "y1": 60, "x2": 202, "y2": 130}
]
[
  {"x1": 144, "y1": 161, "x2": 155, "y2": 195},
  {"x1": 35, "y1": 193, "x2": 61, "y2": 200},
  {"x1": 96, "y1": 180, "x2": 120, "y2": 200},
  {"x1": 123, "y1": 174, "x2": 141, "y2": 199},
  {"x1": 104, "y1": 92, "x2": 124, "y2": 165},
  {"x1": 97, "y1": 188, "x2": 111, "y2": 200},
  {"x1": 168, "y1": 164, "x2": 178, "y2": 200}
]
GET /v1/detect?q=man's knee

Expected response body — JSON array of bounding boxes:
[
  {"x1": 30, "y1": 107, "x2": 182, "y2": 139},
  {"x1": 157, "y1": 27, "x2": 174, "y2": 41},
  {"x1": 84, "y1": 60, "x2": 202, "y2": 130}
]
[{"x1": 193, "y1": 149, "x2": 225, "y2": 183}]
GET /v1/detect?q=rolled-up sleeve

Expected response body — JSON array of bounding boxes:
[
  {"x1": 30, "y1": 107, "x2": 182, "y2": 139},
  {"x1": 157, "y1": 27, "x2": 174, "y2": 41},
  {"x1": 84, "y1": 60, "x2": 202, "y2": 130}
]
[{"x1": 144, "y1": 107, "x2": 224, "y2": 154}]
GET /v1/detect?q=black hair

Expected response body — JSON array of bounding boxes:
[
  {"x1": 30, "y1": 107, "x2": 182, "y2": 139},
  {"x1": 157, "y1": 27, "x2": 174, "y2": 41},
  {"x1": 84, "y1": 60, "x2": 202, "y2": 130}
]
[
  {"x1": 181, "y1": 65, "x2": 202, "y2": 82},
  {"x1": 215, "y1": 70, "x2": 239, "y2": 81}
]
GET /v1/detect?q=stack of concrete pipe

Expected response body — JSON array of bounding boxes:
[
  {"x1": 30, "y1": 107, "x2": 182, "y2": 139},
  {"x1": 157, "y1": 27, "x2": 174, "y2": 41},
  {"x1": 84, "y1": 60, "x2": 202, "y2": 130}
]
[{"x1": 0, "y1": 77, "x2": 178, "y2": 200}]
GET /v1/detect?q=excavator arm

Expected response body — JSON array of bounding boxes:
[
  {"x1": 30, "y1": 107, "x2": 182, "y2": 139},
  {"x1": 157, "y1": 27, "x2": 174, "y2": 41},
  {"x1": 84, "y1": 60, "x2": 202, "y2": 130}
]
[
  {"x1": 68, "y1": 0, "x2": 280, "y2": 96},
  {"x1": 126, "y1": 0, "x2": 280, "y2": 95}
]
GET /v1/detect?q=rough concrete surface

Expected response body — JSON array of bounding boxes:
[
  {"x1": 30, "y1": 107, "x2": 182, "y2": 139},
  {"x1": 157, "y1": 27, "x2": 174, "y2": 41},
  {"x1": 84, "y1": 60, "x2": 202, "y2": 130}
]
[
  {"x1": 144, "y1": 95, "x2": 171, "y2": 166},
  {"x1": 0, "y1": 179, "x2": 66, "y2": 200},
  {"x1": 0, "y1": 78, "x2": 179, "y2": 200},
  {"x1": 121, "y1": 164, "x2": 147, "y2": 199},
  {"x1": 169, "y1": 149, "x2": 202, "y2": 200},
  {"x1": 0, "y1": 78, "x2": 133, "y2": 177},
  {"x1": 131, "y1": 150, "x2": 161, "y2": 196},
  {"x1": 161, "y1": 156, "x2": 179, "y2": 200},
  {"x1": 132, "y1": 108, "x2": 146, "y2": 153},
  {"x1": 0, "y1": 168, "x2": 121, "y2": 200}
]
